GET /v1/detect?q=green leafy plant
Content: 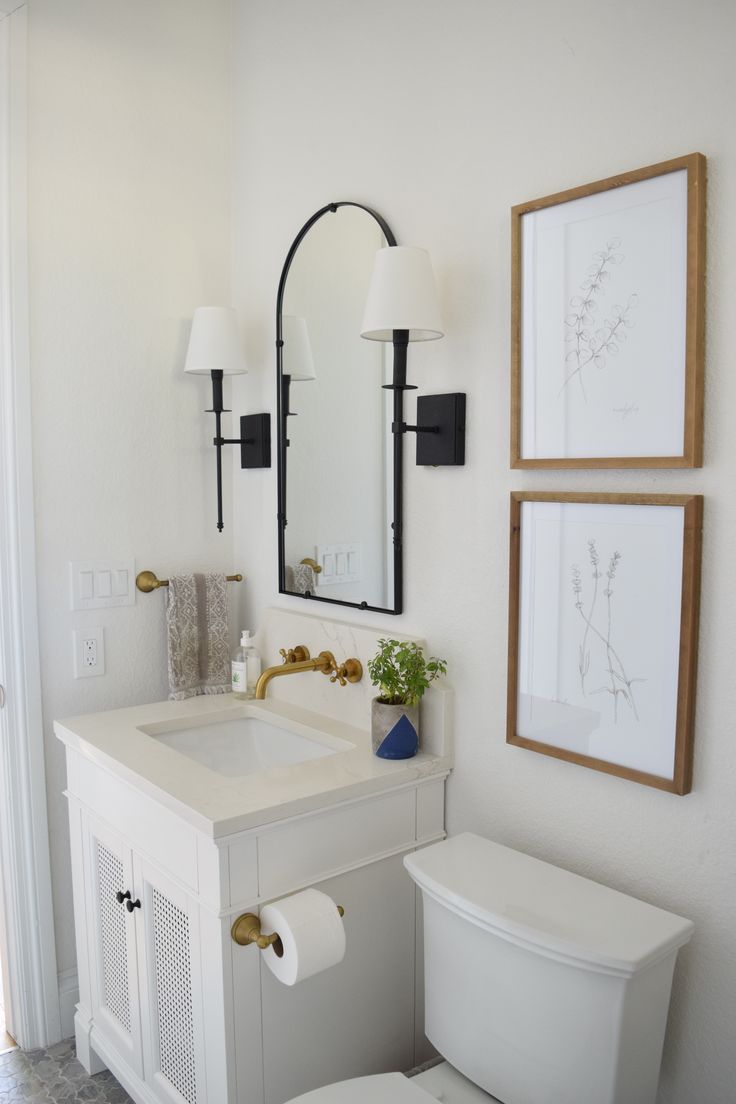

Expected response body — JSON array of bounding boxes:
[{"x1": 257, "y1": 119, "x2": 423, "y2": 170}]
[{"x1": 367, "y1": 638, "x2": 447, "y2": 707}]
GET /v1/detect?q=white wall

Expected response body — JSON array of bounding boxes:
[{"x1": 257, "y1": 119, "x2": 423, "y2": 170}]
[
  {"x1": 231, "y1": 2, "x2": 736, "y2": 1101},
  {"x1": 27, "y1": 0, "x2": 234, "y2": 980}
]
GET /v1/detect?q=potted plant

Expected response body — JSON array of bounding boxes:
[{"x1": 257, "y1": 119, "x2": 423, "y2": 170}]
[{"x1": 367, "y1": 638, "x2": 447, "y2": 759}]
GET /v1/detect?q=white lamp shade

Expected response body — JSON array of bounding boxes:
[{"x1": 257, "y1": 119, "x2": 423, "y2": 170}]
[
  {"x1": 360, "y1": 246, "x2": 444, "y2": 342},
  {"x1": 184, "y1": 306, "x2": 245, "y2": 375},
  {"x1": 282, "y1": 315, "x2": 316, "y2": 380}
]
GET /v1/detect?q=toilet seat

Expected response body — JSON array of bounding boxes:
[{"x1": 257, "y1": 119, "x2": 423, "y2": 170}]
[
  {"x1": 285, "y1": 1063, "x2": 499, "y2": 1104},
  {"x1": 285, "y1": 1072, "x2": 436, "y2": 1104}
]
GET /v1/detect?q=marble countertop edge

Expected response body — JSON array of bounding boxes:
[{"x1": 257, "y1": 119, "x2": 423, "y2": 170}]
[{"x1": 55, "y1": 694, "x2": 452, "y2": 840}]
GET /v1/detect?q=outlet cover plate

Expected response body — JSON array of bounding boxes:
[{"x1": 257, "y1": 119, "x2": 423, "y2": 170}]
[{"x1": 73, "y1": 627, "x2": 105, "y2": 678}]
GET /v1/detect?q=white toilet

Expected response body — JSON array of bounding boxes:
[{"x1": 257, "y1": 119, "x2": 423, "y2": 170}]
[{"x1": 288, "y1": 833, "x2": 693, "y2": 1104}]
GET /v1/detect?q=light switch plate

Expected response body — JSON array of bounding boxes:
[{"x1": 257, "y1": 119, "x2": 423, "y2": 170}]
[
  {"x1": 316, "y1": 543, "x2": 361, "y2": 586},
  {"x1": 70, "y1": 559, "x2": 135, "y2": 610}
]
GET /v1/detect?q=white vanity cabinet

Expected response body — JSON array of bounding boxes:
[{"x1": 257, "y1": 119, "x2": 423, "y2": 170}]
[{"x1": 62, "y1": 734, "x2": 448, "y2": 1104}]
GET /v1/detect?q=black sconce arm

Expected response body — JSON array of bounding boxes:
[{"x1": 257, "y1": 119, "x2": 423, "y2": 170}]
[
  {"x1": 392, "y1": 421, "x2": 439, "y2": 435},
  {"x1": 202, "y1": 369, "x2": 270, "y2": 532},
  {"x1": 381, "y1": 328, "x2": 464, "y2": 464}
]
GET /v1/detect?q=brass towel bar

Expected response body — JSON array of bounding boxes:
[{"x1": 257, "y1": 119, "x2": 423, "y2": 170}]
[{"x1": 136, "y1": 570, "x2": 244, "y2": 593}]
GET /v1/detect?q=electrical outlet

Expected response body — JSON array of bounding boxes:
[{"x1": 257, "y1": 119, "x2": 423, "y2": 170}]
[{"x1": 73, "y1": 627, "x2": 105, "y2": 678}]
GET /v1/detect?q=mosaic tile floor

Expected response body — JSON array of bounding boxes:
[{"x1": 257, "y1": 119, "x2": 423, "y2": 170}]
[
  {"x1": 0, "y1": 1039, "x2": 132, "y2": 1103},
  {"x1": 0, "y1": 1040, "x2": 438, "y2": 1101}
]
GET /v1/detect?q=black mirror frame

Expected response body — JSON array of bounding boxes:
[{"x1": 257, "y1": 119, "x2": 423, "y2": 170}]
[{"x1": 276, "y1": 201, "x2": 403, "y2": 615}]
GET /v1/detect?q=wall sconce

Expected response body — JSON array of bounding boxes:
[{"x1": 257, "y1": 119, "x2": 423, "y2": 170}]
[
  {"x1": 361, "y1": 246, "x2": 465, "y2": 465},
  {"x1": 281, "y1": 315, "x2": 316, "y2": 434},
  {"x1": 185, "y1": 306, "x2": 270, "y2": 532}
]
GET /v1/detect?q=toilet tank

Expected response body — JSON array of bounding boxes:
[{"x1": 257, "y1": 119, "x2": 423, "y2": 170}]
[{"x1": 404, "y1": 834, "x2": 693, "y2": 1104}]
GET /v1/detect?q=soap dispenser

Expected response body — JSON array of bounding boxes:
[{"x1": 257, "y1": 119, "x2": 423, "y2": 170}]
[{"x1": 232, "y1": 630, "x2": 261, "y2": 700}]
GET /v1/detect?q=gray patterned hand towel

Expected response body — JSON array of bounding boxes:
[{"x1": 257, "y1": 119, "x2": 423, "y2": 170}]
[{"x1": 166, "y1": 573, "x2": 230, "y2": 700}]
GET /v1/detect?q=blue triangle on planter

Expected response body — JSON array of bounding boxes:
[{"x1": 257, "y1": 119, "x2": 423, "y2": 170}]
[{"x1": 376, "y1": 713, "x2": 418, "y2": 760}]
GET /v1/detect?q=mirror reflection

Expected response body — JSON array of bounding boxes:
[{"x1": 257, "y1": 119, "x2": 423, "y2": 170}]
[{"x1": 278, "y1": 204, "x2": 399, "y2": 613}]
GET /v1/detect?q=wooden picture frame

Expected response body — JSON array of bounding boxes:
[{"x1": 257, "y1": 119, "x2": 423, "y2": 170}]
[
  {"x1": 507, "y1": 492, "x2": 702, "y2": 794},
  {"x1": 511, "y1": 154, "x2": 706, "y2": 468}
]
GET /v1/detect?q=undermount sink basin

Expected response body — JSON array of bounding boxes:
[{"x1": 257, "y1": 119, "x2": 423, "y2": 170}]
[{"x1": 139, "y1": 713, "x2": 344, "y2": 778}]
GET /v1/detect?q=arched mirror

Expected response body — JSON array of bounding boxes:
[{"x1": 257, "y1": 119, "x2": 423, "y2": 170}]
[{"x1": 277, "y1": 202, "x2": 403, "y2": 614}]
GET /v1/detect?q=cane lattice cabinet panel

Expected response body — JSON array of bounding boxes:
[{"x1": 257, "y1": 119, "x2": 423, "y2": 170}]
[
  {"x1": 84, "y1": 817, "x2": 144, "y2": 1078},
  {"x1": 97, "y1": 844, "x2": 132, "y2": 1032},
  {"x1": 152, "y1": 891, "x2": 197, "y2": 1101},
  {"x1": 136, "y1": 858, "x2": 206, "y2": 1104}
]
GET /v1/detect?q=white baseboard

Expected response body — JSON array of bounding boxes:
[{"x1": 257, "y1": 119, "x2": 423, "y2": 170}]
[{"x1": 58, "y1": 969, "x2": 79, "y2": 1040}]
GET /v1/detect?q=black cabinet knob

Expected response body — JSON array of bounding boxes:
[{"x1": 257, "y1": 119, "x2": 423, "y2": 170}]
[
  {"x1": 125, "y1": 897, "x2": 141, "y2": 912},
  {"x1": 115, "y1": 890, "x2": 131, "y2": 904}
]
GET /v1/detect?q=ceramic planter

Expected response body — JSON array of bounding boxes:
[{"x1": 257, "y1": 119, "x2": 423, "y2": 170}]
[{"x1": 371, "y1": 697, "x2": 419, "y2": 759}]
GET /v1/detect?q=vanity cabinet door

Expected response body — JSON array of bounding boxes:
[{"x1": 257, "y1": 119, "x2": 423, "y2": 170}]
[
  {"x1": 134, "y1": 855, "x2": 207, "y2": 1104},
  {"x1": 83, "y1": 814, "x2": 145, "y2": 1078}
]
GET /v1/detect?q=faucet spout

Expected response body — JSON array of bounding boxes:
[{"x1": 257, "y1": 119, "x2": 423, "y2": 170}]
[{"x1": 255, "y1": 651, "x2": 333, "y2": 700}]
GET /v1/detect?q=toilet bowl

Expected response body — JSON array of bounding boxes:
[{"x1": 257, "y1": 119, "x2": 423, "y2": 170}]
[{"x1": 285, "y1": 833, "x2": 693, "y2": 1104}]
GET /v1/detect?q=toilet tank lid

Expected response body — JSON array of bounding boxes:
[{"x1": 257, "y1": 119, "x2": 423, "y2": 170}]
[{"x1": 404, "y1": 834, "x2": 694, "y2": 977}]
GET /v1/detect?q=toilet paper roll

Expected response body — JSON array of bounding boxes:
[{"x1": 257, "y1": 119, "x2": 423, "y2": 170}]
[{"x1": 259, "y1": 888, "x2": 346, "y2": 986}]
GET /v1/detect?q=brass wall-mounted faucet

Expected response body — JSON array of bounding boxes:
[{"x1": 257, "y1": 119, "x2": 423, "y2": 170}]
[{"x1": 255, "y1": 645, "x2": 362, "y2": 700}]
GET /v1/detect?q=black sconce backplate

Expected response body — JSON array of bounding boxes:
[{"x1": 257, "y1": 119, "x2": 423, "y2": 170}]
[
  {"x1": 240, "y1": 413, "x2": 271, "y2": 468},
  {"x1": 416, "y1": 393, "x2": 466, "y2": 466}
]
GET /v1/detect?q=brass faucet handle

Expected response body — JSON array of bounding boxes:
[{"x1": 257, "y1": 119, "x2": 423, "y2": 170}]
[
  {"x1": 329, "y1": 666, "x2": 347, "y2": 687},
  {"x1": 330, "y1": 658, "x2": 363, "y2": 686},
  {"x1": 343, "y1": 658, "x2": 363, "y2": 684},
  {"x1": 279, "y1": 645, "x2": 311, "y2": 665}
]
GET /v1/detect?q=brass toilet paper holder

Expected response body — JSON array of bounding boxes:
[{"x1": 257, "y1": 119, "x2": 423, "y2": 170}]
[{"x1": 231, "y1": 907, "x2": 345, "y2": 955}]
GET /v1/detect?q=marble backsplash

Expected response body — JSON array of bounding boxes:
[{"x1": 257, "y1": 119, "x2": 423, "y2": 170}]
[{"x1": 254, "y1": 607, "x2": 453, "y2": 760}]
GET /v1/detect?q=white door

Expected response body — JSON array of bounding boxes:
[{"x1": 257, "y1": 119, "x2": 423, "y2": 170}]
[
  {"x1": 135, "y1": 854, "x2": 207, "y2": 1104},
  {"x1": 0, "y1": 3, "x2": 60, "y2": 1050},
  {"x1": 83, "y1": 814, "x2": 144, "y2": 1077}
]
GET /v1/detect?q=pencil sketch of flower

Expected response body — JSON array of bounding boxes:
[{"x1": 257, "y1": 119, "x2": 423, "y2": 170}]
[
  {"x1": 571, "y1": 540, "x2": 599, "y2": 697},
  {"x1": 570, "y1": 539, "x2": 645, "y2": 723},
  {"x1": 561, "y1": 238, "x2": 638, "y2": 401},
  {"x1": 571, "y1": 564, "x2": 587, "y2": 691}
]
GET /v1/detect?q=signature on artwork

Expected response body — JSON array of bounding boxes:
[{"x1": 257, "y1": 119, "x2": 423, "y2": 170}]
[{"x1": 613, "y1": 403, "x2": 640, "y2": 420}]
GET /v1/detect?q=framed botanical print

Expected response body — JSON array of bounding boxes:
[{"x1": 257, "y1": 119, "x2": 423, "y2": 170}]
[
  {"x1": 511, "y1": 154, "x2": 706, "y2": 468},
  {"x1": 507, "y1": 492, "x2": 703, "y2": 794}
]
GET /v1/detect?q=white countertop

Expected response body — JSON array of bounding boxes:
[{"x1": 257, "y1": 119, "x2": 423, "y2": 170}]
[{"x1": 54, "y1": 693, "x2": 452, "y2": 839}]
